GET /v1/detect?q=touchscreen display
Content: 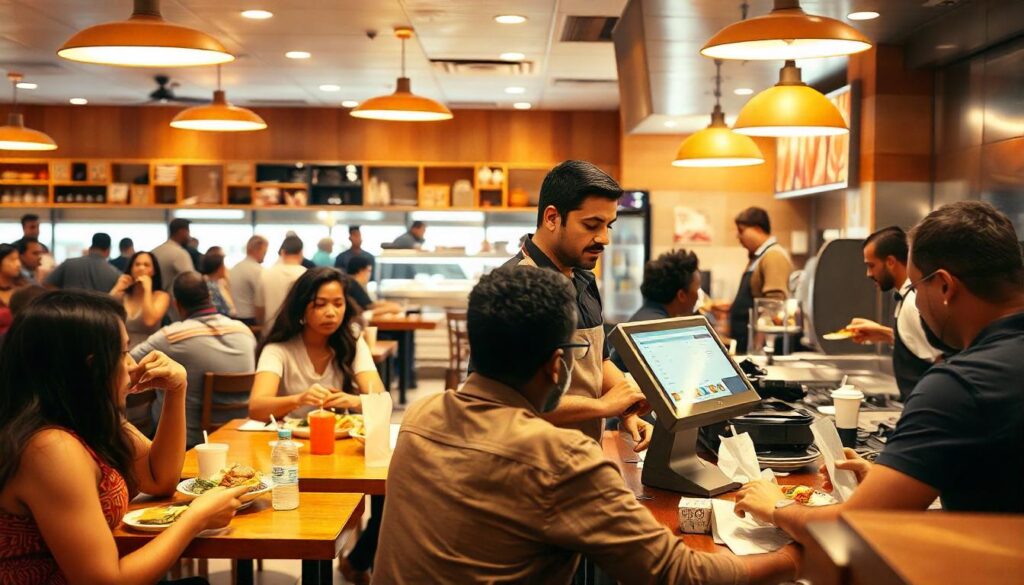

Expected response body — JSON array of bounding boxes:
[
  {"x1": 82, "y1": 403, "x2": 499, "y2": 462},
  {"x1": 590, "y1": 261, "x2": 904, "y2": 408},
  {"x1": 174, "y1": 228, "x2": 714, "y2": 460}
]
[{"x1": 630, "y1": 325, "x2": 749, "y2": 409}]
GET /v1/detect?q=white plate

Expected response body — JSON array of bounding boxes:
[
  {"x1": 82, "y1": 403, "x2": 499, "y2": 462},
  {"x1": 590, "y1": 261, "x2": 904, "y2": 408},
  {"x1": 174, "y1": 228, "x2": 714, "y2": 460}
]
[
  {"x1": 268, "y1": 440, "x2": 304, "y2": 449},
  {"x1": 175, "y1": 477, "x2": 271, "y2": 507},
  {"x1": 122, "y1": 506, "x2": 188, "y2": 532}
]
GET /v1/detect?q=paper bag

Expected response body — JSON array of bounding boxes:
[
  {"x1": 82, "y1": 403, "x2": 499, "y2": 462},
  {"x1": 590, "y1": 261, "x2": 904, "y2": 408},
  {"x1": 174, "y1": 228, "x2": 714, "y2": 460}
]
[
  {"x1": 361, "y1": 392, "x2": 393, "y2": 467},
  {"x1": 717, "y1": 432, "x2": 774, "y2": 484},
  {"x1": 809, "y1": 418, "x2": 857, "y2": 502}
]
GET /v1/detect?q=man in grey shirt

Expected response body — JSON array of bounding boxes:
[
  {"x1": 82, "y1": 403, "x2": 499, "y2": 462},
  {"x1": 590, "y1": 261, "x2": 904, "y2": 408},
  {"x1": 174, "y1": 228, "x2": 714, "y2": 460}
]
[
  {"x1": 44, "y1": 232, "x2": 121, "y2": 292},
  {"x1": 152, "y1": 218, "x2": 197, "y2": 293},
  {"x1": 131, "y1": 272, "x2": 257, "y2": 448},
  {"x1": 390, "y1": 221, "x2": 427, "y2": 249},
  {"x1": 229, "y1": 235, "x2": 269, "y2": 325}
]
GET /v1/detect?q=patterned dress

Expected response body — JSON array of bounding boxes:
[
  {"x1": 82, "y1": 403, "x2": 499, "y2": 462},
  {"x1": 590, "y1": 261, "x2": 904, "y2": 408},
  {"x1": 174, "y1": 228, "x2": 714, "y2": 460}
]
[{"x1": 0, "y1": 430, "x2": 129, "y2": 584}]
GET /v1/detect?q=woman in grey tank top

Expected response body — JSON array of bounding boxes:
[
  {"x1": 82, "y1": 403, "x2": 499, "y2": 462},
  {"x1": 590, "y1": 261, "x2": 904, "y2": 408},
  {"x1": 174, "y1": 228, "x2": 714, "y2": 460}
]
[{"x1": 109, "y1": 252, "x2": 170, "y2": 348}]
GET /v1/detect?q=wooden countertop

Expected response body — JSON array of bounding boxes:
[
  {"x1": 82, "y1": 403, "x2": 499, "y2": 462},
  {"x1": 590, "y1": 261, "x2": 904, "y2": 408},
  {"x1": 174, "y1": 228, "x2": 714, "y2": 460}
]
[{"x1": 369, "y1": 314, "x2": 440, "y2": 331}]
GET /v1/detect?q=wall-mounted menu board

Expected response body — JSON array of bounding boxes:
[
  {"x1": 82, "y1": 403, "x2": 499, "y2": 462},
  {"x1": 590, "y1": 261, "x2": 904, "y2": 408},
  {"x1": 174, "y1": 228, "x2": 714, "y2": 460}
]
[{"x1": 775, "y1": 85, "x2": 854, "y2": 199}]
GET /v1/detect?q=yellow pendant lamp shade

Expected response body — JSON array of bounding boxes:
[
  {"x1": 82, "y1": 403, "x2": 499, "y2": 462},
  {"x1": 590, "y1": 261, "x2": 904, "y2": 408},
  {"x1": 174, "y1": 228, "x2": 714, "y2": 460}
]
[
  {"x1": 58, "y1": 0, "x2": 233, "y2": 67},
  {"x1": 701, "y1": 0, "x2": 871, "y2": 61},
  {"x1": 673, "y1": 108, "x2": 764, "y2": 167},
  {"x1": 350, "y1": 27, "x2": 452, "y2": 122},
  {"x1": 733, "y1": 61, "x2": 848, "y2": 137},
  {"x1": 0, "y1": 73, "x2": 57, "y2": 151},
  {"x1": 171, "y1": 90, "x2": 266, "y2": 132}
]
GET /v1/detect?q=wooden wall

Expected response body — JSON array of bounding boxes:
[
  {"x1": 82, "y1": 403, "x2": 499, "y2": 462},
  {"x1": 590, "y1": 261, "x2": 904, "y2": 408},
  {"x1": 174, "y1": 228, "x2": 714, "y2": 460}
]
[{"x1": 0, "y1": 105, "x2": 620, "y2": 177}]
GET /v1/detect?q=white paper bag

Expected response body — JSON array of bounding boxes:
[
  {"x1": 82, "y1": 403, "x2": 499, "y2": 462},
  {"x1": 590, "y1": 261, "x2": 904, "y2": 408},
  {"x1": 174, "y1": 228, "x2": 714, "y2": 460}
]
[
  {"x1": 809, "y1": 418, "x2": 858, "y2": 502},
  {"x1": 361, "y1": 392, "x2": 394, "y2": 467},
  {"x1": 717, "y1": 432, "x2": 774, "y2": 484}
]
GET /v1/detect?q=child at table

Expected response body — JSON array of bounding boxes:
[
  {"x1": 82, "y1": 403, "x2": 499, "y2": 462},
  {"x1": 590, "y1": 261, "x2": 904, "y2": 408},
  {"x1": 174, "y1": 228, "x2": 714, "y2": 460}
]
[{"x1": 0, "y1": 290, "x2": 248, "y2": 585}]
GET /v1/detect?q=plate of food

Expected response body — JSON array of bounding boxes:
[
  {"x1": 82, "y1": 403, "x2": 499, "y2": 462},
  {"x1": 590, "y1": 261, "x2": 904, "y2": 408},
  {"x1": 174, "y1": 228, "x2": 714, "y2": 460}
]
[
  {"x1": 284, "y1": 413, "x2": 364, "y2": 439},
  {"x1": 781, "y1": 484, "x2": 837, "y2": 507},
  {"x1": 823, "y1": 328, "x2": 855, "y2": 341},
  {"x1": 122, "y1": 505, "x2": 189, "y2": 532},
  {"x1": 349, "y1": 426, "x2": 365, "y2": 446},
  {"x1": 176, "y1": 464, "x2": 270, "y2": 507}
]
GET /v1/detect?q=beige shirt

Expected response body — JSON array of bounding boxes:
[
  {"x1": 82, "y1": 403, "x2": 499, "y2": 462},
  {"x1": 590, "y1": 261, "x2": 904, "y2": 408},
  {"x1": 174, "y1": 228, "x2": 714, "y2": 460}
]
[
  {"x1": 374, "y1": 374, "x2": 747, "y2": 585},
  {"x1": 749, "y1": 242, "x2": 793, "y2": 301}
]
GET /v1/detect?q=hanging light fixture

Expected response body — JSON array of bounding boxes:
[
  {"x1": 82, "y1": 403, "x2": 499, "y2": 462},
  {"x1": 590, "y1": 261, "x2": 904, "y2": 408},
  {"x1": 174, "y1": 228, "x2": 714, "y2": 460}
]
[
  {"x1": 733, "y1": 60, "x2": 847, "y2": 137},
  {"x1": 170, "y1": 66, "x2": 266, "y2": 131},
  {"x1": 0, "y1": 73, "x2": 57, "y2": 151},
  {"x1": 350, "y1": 27, "x2": 452, "y2": 122},
  {"x1": 701, "y1": 0, "x2": 871, "y2": 61},
  {"x1": 58, "y1": 0, "x2": 233, "y2": 67},
  {"x1": 673, "y1": 61, "x2": 764, "y2": 168}
]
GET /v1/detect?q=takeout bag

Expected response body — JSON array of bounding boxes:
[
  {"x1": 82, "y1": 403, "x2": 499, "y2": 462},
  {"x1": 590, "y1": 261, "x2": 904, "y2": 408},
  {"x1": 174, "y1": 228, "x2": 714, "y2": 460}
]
[{"x1": 361, "y1": 392, "x2": 393, "y2": 467}]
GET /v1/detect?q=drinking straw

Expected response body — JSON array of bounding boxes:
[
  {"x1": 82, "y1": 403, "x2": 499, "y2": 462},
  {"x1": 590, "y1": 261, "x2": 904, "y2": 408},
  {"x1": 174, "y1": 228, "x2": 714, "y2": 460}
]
[
  {"x1": 203, "y1": 430, "x2": 209, "y2": 445},
  {"x1": 269, "y1": 414, "x2": 278, "y2": 429}
]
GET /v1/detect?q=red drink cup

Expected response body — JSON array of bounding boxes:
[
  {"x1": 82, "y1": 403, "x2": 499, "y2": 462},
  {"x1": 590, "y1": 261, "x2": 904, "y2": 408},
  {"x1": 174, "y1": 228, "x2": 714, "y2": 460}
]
[{"x1": 309, "y1": 410, "x2": 335, "y2": 455}]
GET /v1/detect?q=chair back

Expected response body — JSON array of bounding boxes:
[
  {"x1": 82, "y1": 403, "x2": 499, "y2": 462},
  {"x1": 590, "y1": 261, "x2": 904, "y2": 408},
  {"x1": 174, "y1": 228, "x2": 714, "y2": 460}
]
[
  {"x1": 201, "y1": 372, "x2": 256, "y2": 435},
  {"x1": 445, "y1": 309, "x2": 470, "y2": 390}
]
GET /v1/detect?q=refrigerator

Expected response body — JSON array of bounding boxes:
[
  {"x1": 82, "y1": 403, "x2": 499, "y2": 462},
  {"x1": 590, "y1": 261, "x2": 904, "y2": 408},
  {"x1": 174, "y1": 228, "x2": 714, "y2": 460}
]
[{"x1": 602, "y1": 190, "x2": 651, "y2": 324}]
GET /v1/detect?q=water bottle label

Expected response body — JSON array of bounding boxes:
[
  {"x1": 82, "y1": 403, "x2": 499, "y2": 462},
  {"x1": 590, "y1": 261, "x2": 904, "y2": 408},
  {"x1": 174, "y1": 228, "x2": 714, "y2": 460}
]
[{"x1": 271, "y1": 466, "x2": 298, "y2": 486}]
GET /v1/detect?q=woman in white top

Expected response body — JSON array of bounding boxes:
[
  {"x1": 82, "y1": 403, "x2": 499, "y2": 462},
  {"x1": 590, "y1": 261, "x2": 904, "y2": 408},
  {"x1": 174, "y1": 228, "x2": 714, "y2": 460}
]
[
  {"x1": 250, "y1": 267, "x2": 384, "y2": 420},
  {"x1": 109, "y1": 251, "x2": 171, "y2": 349}
]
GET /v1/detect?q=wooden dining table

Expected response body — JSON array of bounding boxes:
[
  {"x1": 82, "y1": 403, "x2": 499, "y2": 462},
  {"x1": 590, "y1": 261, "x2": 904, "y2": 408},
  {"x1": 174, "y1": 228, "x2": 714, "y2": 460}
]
[
  {"x1": 114, "y1": 492, "x2": 364, "y2": 585},
  {"x1": 601, "y1": 430, "x2": 822, "y2": 553},
  {"x1": 184, "y1": 419, "x2": 387, "y2": 494},
  {"x1": 369, "y1": 314, "x2": 440, "y2": 404}
]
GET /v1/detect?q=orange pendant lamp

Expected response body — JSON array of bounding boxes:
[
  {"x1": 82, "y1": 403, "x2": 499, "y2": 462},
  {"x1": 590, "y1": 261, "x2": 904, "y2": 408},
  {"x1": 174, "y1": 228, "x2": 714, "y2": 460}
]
[
  {"x1": 351, "y1": 27, "x2": 452, "y2": 122},
  {"x1": 170, "y1": 66, "x2": 266, "y2": 132},
  {"x1": 0, "y1": 73, "x2": 57, "y2": 151},
  {"x1": 733, "y1": 60, "x2": 848, "y2": 137},
  {"x1": 58, "y1": 0, "x2": 233, "y2": 67},
  {"x1": 701, "y1": 0, "x2": 871, "y2": 61},
  {"x1": 673, "y1": 61, "x2": 763, "y2": 167}
]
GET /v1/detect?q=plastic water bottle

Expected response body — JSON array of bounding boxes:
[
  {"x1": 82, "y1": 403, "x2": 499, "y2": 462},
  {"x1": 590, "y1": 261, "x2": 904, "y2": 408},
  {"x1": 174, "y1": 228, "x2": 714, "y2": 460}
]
[{"x1": 271, "y1": 428, "x2": 299, "y2": 510}]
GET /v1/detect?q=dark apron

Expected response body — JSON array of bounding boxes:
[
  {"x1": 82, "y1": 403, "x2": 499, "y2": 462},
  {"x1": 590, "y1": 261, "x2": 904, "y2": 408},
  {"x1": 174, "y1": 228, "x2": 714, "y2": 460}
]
[
  {"x1": 729, "y1": 244, "x2": 775, "y2": 354},
  {"x1": 892, "y1": 319, "x2": 934, "y2": 402}
]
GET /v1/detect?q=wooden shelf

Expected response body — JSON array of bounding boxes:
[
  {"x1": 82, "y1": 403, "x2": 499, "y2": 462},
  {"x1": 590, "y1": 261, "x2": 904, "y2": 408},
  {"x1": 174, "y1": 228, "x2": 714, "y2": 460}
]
[
  {"x1": 254, "y1": 182, "x2": 307, "y2": 188},
  {"x1": 0, "y1": 180, "x2": 49, "y2": 185},
  {"x1": 54, "y1": 181, "x2": 107, "y2": 187}
]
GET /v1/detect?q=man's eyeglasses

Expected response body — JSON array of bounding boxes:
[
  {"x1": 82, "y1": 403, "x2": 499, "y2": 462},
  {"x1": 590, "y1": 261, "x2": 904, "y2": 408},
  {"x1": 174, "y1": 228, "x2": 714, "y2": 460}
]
[
  {"x1": 557, "y1": 341, "x2": 591, "y2": 362},
  {"x1": 905, "y1": 270, "x2": 940, "y2": 296}
]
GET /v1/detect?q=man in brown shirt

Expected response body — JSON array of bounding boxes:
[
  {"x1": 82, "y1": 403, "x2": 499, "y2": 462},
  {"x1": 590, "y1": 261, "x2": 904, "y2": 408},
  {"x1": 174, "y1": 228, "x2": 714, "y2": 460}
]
[
  {"x1": 374, "y1": 266, "x2": 799, "y2": 584},
  {"x1": 727, "y1": 207, "x2": 794, "y2": 352}
]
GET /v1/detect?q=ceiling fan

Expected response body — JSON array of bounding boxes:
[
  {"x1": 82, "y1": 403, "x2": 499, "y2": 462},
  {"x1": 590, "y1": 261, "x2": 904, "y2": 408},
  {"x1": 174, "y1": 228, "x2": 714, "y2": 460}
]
[{"x1": 147, "y1": 75, "x2": 206, "y2": 104}]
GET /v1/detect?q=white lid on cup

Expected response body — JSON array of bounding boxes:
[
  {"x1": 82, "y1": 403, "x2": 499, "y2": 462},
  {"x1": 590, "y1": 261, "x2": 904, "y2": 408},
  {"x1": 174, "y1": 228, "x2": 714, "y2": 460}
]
[{"x1": 831, "y1": 386, "x2": 864, "y2": 401}]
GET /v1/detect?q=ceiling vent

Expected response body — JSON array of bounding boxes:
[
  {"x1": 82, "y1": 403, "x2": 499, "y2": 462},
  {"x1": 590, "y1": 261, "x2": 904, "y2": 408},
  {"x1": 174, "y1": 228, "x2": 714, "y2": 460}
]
[
  {"x1": 561, "y1": 16, "x2": 618, "y2": 42},
  {"x1": 447, "y1": 101, "x2": 500, "y2": 109},
  {"x1": 431, "y1": 59, "x2": 534, "y2": 76},
  {"x1": 243, "y1": 98, "x2": 308, "y2": 106},
  {"x1": 551, "y1": 78, "x2": 617, "y2": 88}
]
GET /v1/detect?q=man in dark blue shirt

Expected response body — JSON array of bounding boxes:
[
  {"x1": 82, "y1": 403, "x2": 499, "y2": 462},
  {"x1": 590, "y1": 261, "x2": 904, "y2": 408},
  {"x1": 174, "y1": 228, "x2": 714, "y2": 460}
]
[
  {"x1": 610, "y1": 249, "x2": 702, "y2": 371},
  {"x1": 335, "y1": 225, "x2": 375, "y2": 274},
  {"x1": 734, "y1": 201, "x2": 1024, "y2": 542}
]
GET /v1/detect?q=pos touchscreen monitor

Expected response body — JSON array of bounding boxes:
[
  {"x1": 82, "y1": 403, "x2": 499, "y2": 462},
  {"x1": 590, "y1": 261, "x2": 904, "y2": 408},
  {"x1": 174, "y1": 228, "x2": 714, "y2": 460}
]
[{"x1": 609, "y1": 316, "x2": 761, "y2": 495}]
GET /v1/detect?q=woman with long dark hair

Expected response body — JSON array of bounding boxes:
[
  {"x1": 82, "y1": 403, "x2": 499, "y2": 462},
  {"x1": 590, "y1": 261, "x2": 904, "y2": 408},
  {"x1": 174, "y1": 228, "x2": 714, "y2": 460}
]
[
  {"x1": 249, "y1": 267, "x2": 384, "y2": 420},
  {"x1": 0, "y1": 291, "x2": 248, "y2": 584},
  {"x1": 109, "y1": 251, "x2": 170, "y2": 347},
  {"x1": 0, "y1": 244, "x2": 28, "y2": 336}
]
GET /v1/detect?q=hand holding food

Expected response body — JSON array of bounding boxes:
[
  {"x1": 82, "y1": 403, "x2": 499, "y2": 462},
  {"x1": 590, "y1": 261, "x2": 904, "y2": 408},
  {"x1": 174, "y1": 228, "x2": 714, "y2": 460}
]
[
  {"x1": 184, "y1": 484, "x2": 250, "y2": 531},
  {"x1": 129, "y1": 350, "x2": 187, "y2": 395},
  {"x1": 845, "y1": 318, "x2": 893, "y2": 344},
  {"x1": 324, "y1": 392, "x2": 361, "y2": 411},
  {"x1": 296, "y1": 383, "x2": 335, "y2": 407}
]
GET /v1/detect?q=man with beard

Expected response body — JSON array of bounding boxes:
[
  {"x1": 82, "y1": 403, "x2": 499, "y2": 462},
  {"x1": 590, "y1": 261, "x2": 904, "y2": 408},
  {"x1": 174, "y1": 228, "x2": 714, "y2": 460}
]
[
  {"x1": 735, "y1": 201, "x2": 1024, "y2": 537},
  {"x1": 843, "y1": 226, "x2": 946, "y2": 400},
  {"x1": 502, "y1": 160, "x2": 652, "y2": 452}
]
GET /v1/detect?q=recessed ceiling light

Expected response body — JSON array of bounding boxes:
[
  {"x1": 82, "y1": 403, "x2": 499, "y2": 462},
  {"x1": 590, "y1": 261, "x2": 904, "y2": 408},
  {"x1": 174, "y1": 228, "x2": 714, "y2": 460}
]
[
  {"x1": 494, "y1": 15, "x2": 527, "y2": 25},
  {"x1": 734, "y1": 87, "x2": 754, "y2": 96},
  {"x1": 664, "y1": 120, "x2": 679, "y2": 128},
  {"x1": 500, "y1": 52, "x2": 526, "y2": 61},
  {"x1": 15, "y1": 82, "x2": 37, "y2": 90},
  {"x1": 936, "y1": 44, "x2": 958, "y2": 50},
  {"x1": 513, "y1": 102, "x2": 532, "y2": 110},
  {"x1": 847, "y1": 11, "x2": 880, "y2": 21},
  {"x1": 319, "y1": 84, "x2": 341, "y2": 92},
  {"x1": 241, "y1": 10, "x2": 274, "y2": 20},
  {"x1": 504, "y1": 86, "x2": 526, "y2": 94},
  {"x1": 341, "y1": 100, "x2": 359, "y2": 108},
  {"x1": 285, "y1": 51, "x2": 311, "y2": 59},
  {"x1": 69, "y1": 98, "x2": 88, "y2": 105}
]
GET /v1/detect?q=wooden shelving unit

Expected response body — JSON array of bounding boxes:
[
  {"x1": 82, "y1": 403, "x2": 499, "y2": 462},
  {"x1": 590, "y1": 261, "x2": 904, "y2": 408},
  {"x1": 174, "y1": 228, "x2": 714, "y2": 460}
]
[{"x1": 0, "y1": 157, "x2": 545, "y2": 212}]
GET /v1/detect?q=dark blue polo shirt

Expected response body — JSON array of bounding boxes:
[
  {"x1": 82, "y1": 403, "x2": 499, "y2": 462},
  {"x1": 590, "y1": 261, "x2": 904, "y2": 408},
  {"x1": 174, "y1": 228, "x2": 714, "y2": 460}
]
[
  {"x1": 875, "y1": 311, "x2": 1024, "y2": 513},
  {"x1": 610, "y1": 299, "x2": 669, "y2": 371}
]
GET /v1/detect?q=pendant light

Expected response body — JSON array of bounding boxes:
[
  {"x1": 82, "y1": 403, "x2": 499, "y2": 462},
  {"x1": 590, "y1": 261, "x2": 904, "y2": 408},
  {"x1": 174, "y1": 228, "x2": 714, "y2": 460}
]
[
  {"x1": 701, "y1": 0, "x2": 871, "y2": 61},
  {"x1": 170, "y1": 66, "x2": 267, "y2": 132},
  {"x1": 58, "y1": 0, "x2": 233, "y2": 67},
  {"x1": 0, "y1": 73, "x2": 57, "y2": 151},
  {"x1": 673, "y1": 61, "x2": 764, "y2": 168},
  {"x1": 350, "y1": 27, "x2": 452, "y2": 122},
  {"x1": 733, "y1": 60, "x2": 847, "y2": 137}
]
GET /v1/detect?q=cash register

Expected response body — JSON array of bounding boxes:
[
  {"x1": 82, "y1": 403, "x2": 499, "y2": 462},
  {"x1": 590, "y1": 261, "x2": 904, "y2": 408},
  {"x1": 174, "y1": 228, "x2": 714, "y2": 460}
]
[{"x1": 609, "y1": 316, "x2": 761, "y2": 496}]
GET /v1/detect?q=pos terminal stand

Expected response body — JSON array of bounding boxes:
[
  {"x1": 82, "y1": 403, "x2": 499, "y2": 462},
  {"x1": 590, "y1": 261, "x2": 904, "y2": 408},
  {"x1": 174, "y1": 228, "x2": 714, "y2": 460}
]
[{"x1": 609, "y1": 316, "x2": 762, "y2": 497}]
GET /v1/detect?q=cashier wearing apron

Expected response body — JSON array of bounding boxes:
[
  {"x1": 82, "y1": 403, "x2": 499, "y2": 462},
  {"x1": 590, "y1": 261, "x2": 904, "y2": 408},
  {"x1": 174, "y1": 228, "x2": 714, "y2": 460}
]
[
  {"x1": 892, "y1": 281, "x2": 948, "y2": 400},
  {"x1": 729, "y1": 240, "x2": 777, "y2": 354}
]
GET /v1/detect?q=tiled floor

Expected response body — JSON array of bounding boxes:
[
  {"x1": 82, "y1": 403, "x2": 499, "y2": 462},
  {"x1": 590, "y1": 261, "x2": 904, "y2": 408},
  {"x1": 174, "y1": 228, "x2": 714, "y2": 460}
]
[{"x1": 194, "y1": 375, "x2": 450, "y2": 585}]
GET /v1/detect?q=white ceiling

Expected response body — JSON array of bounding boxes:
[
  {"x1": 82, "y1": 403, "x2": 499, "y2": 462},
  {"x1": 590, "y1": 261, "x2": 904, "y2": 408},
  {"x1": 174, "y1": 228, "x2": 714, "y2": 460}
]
[{"x1": 0, "y1": 0, "x2": 958, "y2": 130}]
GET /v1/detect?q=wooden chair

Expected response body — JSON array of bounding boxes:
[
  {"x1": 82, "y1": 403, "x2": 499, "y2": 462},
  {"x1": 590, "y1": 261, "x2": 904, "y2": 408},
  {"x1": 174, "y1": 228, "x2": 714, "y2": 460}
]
[
  {"x1": 445, "y1": 309, "x2": 470, "y2": 390},
  {"x1": 200, "y1": 372, "x2": 256, "y2": 435}
]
